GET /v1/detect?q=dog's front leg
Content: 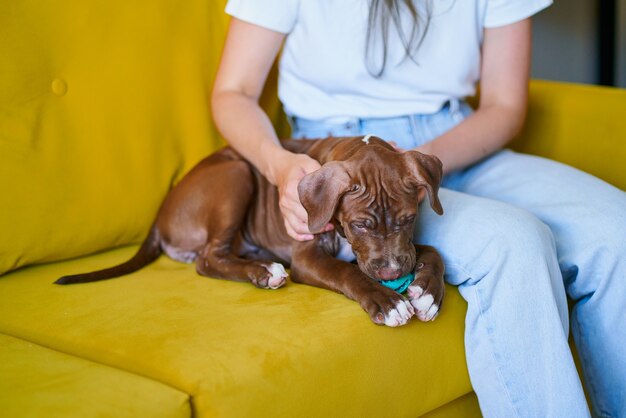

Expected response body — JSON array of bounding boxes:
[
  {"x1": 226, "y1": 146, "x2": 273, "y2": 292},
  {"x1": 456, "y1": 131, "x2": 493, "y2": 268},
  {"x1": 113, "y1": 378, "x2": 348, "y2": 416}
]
[
  {"x1": 407, "y1": 245, "x2": 445, "y2": 321},
  {"x1": 290, "y1": 239, "x2": 414, "y2": 327}
]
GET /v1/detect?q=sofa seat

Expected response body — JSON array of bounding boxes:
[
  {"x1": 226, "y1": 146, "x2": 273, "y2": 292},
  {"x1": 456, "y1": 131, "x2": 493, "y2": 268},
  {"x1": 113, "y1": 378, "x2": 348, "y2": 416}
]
[
  {"x1": 0, "y1": 333, "x2": 189, "y2": 418},
  {"x1": 0, "y1": 246, "x2": 473, "y2": 417},
  {"x1": 2, "y1": 0, "x2": 624, "y2": 413}
]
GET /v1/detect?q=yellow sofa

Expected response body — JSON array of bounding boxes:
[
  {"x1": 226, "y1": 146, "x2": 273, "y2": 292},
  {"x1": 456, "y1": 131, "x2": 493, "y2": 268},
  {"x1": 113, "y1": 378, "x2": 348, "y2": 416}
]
[{"x1": 1, "y1": 1, "x2": 624, "y2": 416}]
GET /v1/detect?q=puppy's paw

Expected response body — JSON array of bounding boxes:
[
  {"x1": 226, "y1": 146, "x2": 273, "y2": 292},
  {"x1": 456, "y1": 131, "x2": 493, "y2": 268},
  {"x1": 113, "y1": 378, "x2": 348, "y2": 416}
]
[
  {"x1": 407, "y1": 285, "x2": 440, "y2": 321},
  {"x1": 407, "y1": 266, "x2": 444, "y2": 322},
  {"x1": 250, "y1": 262, "x2": 288, "y2": 289},
  {"x1": 380, "y1": 298, "x2": 415, "y2": 327},
  {"x1": 361, "y1": 288, "x2": 415, "y2": 327},
  {"x1": 264, "y1": 263, "x2": 288, "y2": 289}
]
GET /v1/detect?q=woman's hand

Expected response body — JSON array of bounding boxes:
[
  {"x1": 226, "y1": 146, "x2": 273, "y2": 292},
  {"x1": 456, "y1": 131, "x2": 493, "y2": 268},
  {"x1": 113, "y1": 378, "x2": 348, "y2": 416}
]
[{"x1": 269, "y1": 151, "x2": 333, "y2": 241}]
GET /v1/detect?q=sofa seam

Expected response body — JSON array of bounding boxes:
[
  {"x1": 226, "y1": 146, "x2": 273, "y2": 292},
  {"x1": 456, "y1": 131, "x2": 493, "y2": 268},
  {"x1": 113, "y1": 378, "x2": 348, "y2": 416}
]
[
  {"x1": 416, "y1": 391, "x2": 478, "y2": 417},
  {"x1": 0, "y1": 330, "x2": 193, "y2": 402}
]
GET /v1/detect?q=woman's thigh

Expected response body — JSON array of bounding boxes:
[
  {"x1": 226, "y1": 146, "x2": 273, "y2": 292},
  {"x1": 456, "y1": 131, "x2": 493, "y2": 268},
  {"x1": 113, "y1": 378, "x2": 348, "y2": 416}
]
[
  {"x1": 447, "y1": 149, "x2": 626, "y2": 299},
  {"x1": 416, "y1": 188, "x2": 556, "y2": 281},
  {"x1": 414, "y1": 187, "x2": 570, "y2": 332}
]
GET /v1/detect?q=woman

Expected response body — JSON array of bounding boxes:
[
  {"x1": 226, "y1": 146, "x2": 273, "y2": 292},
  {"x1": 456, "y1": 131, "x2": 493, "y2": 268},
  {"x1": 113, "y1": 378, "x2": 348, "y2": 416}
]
[{"x1": 211, "y1": 1, "x2": 626, "y2": 416}]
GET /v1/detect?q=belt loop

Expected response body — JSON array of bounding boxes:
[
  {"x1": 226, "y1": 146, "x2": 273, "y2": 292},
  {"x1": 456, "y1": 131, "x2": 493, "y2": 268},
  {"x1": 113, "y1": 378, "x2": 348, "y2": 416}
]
[
  {"x1": 287, "y1": 114, "x2": 297, "y2": 129},
  {"x1": 409, "y1": 113, "x2": 419, "y2": 143},
  {"x1": 449, "y1": 98, "x2": 459, "y2": 114},
  {"x1": 344, "y1": 117, "x2": 362, "y2": 133},
  {"x1": 449, "y1": 98, "x2": 464, "y2": 123}
]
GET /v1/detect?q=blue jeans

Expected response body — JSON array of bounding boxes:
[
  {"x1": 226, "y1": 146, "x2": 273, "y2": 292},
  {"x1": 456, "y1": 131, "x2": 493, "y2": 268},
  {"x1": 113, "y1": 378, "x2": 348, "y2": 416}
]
[{"x1": 289, "y1": 101, "x2": 626, "y2": 418}]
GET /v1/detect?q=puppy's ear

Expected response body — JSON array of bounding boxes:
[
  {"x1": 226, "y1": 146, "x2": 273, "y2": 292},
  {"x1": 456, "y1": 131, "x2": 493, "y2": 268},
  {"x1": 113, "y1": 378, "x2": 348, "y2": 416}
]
[
  {"x1": 298, "y1": 162, "x2": 351, "y2": 233},
  {"x1": 403, "y1": 151, "x2": 444, "y2": 215}
]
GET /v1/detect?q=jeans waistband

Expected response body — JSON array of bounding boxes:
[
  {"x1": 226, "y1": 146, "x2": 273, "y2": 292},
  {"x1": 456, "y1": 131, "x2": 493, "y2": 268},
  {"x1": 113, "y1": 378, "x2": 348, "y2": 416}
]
[{"x1": 287, "y1": 99, "x2": 464, "y2": 132}]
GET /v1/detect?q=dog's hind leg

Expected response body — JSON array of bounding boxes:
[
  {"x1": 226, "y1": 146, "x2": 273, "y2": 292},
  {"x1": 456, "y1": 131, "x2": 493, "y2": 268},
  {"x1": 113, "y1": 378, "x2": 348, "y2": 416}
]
[
  {"x1": 193, "y1": 160, "x2": 287, "y2": 290},
  {"x1": 197, "y1": 245, "x2": 288, "y2": 289}
]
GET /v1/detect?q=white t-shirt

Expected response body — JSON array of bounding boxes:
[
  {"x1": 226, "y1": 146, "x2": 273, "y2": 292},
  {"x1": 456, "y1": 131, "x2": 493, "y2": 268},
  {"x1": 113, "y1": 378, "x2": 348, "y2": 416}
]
[{"x1": 225, "y1": 0, "x2": 552, "y2": 121}]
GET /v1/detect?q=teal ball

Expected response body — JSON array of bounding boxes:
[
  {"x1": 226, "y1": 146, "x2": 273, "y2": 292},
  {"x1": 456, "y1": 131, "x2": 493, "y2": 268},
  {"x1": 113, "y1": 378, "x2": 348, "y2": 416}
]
[{"x1": 378, "y1": 273, "x2": 414, "y2": 294}]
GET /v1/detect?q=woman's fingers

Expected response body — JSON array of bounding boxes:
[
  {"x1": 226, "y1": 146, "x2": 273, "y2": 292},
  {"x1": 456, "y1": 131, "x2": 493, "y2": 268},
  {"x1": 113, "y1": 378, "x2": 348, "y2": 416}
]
[
  {"x1": 284, "y1": 219, "x2": 314, "y2": 242},
  {"x1": 274, "y1": 153, "x2": 334, "y2": 241},
  {"x1": 280, "y1": 184, "x2": 314, "y2": 240}
]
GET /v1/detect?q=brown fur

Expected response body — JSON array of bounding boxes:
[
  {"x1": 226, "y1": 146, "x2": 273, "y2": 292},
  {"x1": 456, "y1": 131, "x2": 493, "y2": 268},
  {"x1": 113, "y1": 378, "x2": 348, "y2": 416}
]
[{"x1": 57, "y1": 136, "x2": 445, "y2": 325}]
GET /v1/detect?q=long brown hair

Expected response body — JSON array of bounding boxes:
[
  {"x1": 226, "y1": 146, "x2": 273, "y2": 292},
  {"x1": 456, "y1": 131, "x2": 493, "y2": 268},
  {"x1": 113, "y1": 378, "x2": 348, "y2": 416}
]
[{"x1": 365, "y1": 0, "x2": 432, "y2": 77}]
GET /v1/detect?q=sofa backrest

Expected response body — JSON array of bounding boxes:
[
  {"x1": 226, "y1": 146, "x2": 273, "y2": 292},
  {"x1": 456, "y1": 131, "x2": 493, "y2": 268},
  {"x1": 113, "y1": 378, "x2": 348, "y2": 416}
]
[
  {"x1": 1, "y1": 2, "x2": 624, "y2": 276},
  {"x1": 0, "y1": 0, "x2": 286, "y2": 275},
  {"x1": 511, "y1": 80, "x2": 626, "y2": 191}
]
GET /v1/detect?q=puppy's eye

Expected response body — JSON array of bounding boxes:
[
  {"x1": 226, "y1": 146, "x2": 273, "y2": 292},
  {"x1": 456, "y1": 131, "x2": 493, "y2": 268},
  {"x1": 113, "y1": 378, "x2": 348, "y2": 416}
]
[
  {"x1": 398, "y1": 215, "x2": 416, "y2": 226},
  {"x1": 351, "y1": 219, "x2": 373, "y2": 230},
  {"x1": 350, "y1": 184, "x2": 360, "y2": 192}
]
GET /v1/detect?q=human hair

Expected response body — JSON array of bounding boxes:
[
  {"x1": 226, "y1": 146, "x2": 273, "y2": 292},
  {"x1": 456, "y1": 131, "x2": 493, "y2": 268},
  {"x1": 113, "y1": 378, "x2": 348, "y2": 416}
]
[{"x1": 365, "y1": 0, "x2": 432, "y2": 77}]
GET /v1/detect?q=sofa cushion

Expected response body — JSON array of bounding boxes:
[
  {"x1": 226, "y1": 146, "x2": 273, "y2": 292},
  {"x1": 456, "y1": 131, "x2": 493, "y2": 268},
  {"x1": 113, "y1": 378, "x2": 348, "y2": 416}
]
[
  {"x1": 0, "y1": 246, "x2": 474, "y2": 417},
  {"x1": 0, "y1": 0, "x2": 233, "y2": 275},
  {"x1": 511, "y1": 80, "x2": 626, "y2": 190},
  {"x1": 0, "y1": 333, "x2": 189, "y2": 418}
]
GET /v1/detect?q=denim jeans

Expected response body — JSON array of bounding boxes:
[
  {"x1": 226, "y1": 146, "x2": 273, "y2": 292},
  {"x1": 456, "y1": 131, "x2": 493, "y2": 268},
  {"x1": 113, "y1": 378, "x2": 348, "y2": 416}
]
[{"x1": 289, "y1": 101, "x2": 626, "y2": 418}]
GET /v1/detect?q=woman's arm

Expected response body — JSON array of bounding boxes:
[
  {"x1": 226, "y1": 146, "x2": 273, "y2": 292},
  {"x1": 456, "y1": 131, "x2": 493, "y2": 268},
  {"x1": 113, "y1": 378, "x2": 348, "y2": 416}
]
[
  {"x1": 417, "y1": 18, "x2": 532, "y2": 175},
  {"x1": 212, "y1": 18, "x2": 323, "y2": 241}
]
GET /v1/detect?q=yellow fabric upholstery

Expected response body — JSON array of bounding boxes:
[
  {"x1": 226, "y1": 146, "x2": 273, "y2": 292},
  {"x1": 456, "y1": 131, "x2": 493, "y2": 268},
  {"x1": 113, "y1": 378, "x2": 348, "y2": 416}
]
[
  {"x1": 0, "y1": 0, "x2": 232, "y2": 275},
  {"x1": 2, "y1": 0, "x2": 625, "y2": 416},
  {"x1": 420, "y1": 393, "x2": 482, "y2": 418},
  {"x1": 0, "y1": 248, "x2": 472, "y2": 417},
  {"x1": 0, "y1": 334, "x2": 189, "y2": 417},
  {"x1": 511, "y1": 80, "x2": 626, "y2": 190}
]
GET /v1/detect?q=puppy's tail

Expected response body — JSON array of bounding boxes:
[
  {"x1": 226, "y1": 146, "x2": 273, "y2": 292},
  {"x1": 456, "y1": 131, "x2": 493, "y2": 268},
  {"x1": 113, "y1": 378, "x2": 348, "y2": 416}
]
[{"x1": 55, "y1": 224, "x2": 162, "y2": 285}]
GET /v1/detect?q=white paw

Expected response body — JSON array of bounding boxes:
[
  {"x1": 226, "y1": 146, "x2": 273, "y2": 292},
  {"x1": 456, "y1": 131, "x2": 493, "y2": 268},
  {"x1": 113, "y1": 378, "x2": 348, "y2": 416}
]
[
  {"x1": 408, "y1": 285, "x2": 439, "y2": 322},
  {"x1": 383, "y1": 299, "x2": 415, "y2": 327},
  {"x1": 265, "y1": 263, "x2": 288, "y2": 289}
]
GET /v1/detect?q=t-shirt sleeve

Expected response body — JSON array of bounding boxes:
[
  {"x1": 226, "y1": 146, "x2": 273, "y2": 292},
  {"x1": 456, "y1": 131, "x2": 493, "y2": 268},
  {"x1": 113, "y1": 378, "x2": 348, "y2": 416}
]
[
  {"x1": 225, "y1": 0, "x2": 300, "y2": 34},
  {"x1": 484, "y1": 0, "x2": 553, "y2": 28}
]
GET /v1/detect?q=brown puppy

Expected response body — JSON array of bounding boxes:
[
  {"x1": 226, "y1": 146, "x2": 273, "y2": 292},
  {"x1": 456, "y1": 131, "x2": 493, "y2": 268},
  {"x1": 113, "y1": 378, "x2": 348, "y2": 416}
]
[{"x1": 57, "y1": 136, "x2": 445, "y2": 327}]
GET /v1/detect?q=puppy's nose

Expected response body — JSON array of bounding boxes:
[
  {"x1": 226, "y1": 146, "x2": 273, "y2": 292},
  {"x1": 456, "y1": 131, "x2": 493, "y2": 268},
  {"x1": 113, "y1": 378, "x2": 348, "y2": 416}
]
[
  {"x1": 371, "y1": 259, "x2": 403, "y2": 280},
  {"x1": 377, "y1": 268, "x2": 403, "y2": 280}
]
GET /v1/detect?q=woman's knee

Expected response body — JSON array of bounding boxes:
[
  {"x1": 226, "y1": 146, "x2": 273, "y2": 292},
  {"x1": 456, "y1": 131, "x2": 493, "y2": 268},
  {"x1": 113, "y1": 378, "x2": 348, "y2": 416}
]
[
  {"x1": 564, "y1": 207, "x2": 626, "y2": 300},
  {"x1": 434, "y1": 198, "x2": 556, "y2": 272},
  {"x1": 417, "y1": 190, "x2": 569, "y2": 324},
  {"x1": 476, "y1": 208, "x2": 557, "y2": 284}
]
